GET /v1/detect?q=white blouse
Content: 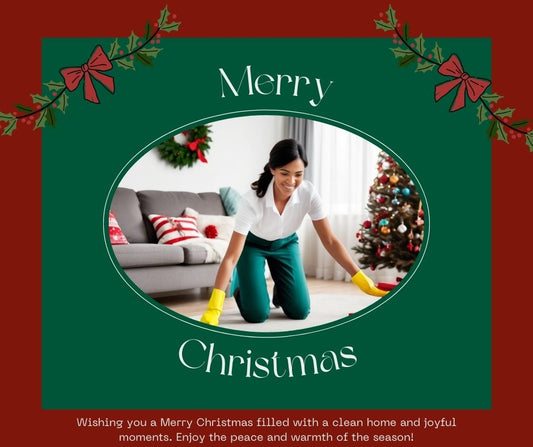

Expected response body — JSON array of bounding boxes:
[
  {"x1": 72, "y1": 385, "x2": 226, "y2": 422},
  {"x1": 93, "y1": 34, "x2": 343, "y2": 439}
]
[{"x1": 233, "y1": 179, "x2": 327, "y2": 241}]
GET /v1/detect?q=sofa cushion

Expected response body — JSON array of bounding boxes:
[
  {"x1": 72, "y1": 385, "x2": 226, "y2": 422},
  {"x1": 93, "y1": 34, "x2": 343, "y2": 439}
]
[
  {"x1": 184, "y1": 207, "x2": 235, "y2": 241},
  {"x1": 112, "y1": 243, "x2": 185, "y2": 268},
  {"x1": 182, "y1": 245, "x2": 208, "y2": 265},
  {"x1": 110, "y1": 187, "x2": 150, "y2": 243},
  {"x1": 137, "y1": 190, "x2": 227, "y2": 242}
]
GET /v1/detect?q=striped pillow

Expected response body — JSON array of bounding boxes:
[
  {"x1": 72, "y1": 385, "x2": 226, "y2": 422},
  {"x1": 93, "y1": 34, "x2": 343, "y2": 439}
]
[{"x1": 149, "y1": 214, "x2": 202, "y2": 245}]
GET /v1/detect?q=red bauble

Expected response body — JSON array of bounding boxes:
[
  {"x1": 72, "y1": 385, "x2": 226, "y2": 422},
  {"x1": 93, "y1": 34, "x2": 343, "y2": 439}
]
[
  {"x1": 379, "y1": 175, "x2": 389, "y2": 184},
  {"x1": 363, "y1": 220, "x2": 372, "y2": 228},
  {"x1": 204, "y1": 224, "x2": 218, "y2": 239}
]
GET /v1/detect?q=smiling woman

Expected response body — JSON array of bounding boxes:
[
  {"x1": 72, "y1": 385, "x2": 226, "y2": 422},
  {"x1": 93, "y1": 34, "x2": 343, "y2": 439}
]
[{"x1": 200, "y1": 138, "x2": 388, "y2": 326}]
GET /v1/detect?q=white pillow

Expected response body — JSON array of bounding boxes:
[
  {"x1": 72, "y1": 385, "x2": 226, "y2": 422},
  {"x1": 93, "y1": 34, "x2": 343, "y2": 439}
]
[{"x1": 184, "y1": 207, "x2": 235, "y2": 241}]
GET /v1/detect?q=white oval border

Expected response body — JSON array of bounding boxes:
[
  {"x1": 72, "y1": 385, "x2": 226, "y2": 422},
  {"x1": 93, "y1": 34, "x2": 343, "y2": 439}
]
[{"x1": 103, "y1": 109, "x2": 430, "y2": 339}]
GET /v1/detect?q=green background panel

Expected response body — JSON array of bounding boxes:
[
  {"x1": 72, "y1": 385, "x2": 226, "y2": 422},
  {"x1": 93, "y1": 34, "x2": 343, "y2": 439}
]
[{"x1": 41, "y1": 38, "x2": 491, "y2": 409}]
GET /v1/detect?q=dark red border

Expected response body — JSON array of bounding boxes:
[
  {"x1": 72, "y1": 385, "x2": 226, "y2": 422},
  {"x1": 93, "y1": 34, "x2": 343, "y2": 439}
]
[{"x1": 2, "y1": 1, "x2": 531, "y2": 445}]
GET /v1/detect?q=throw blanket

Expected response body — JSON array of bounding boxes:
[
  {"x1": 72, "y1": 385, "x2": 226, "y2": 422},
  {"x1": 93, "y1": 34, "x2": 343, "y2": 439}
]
[{"x1": 180, "y1": 238, "x2": 229, "y2": 263}]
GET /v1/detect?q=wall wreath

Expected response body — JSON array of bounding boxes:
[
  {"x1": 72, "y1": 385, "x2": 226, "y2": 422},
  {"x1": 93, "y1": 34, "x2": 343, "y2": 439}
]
[{"x1": 157, "y1": 125, "x2": 212, "y2": 169}]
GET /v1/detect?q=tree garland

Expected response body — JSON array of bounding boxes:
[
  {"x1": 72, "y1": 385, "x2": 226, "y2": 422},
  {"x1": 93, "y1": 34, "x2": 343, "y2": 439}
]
[
  {"x1": 0, "y1": 6, "x2": 180, "y2": 136},
  {"x1": 375, "y1": 4, "x2": 533, "y2": 152},
  {"x1": 157, "y1": 125, "x2": 212, "y2": 169}
]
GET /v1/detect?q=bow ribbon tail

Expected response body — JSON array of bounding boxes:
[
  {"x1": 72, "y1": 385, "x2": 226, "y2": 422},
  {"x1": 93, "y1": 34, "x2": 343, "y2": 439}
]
[
  {"x1": 83, "y1": 72, "x2": 99, "y2": 103},
  {"x1": 196, "y1": 149, "x2": 208, "y2": 163},
  {"x1": 466, "y1": 78, "x2": 491, "y2": 103},
  {"x1": 435, "y1": 77, "x2": 462, "y2": 103}
]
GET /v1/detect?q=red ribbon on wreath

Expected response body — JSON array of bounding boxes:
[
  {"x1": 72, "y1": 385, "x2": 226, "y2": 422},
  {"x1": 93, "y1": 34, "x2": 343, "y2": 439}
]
[
  {"x1": 186, "y1": 138, "x2": 208, "y2": 163},
  {"x1": 60, "y1": 45, "x2": 115, "y2": 104},
  {"x1": 434, "y1": 54, "x2": 491, "y2": 112}
]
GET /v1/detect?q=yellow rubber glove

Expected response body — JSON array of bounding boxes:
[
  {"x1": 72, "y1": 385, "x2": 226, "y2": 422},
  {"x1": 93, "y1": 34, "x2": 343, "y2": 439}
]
[
  {"x1": 200, "y1": 288, "x2": 225, "y2": 326},
  {"x1": 351, "y1": 271, "x2": 388, "y2": 297}
]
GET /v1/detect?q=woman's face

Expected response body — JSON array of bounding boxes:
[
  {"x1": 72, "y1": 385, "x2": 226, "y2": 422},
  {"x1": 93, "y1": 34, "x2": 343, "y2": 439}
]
[{"x1": 270, "y1": 158, "x2": 305, "y2": 200}]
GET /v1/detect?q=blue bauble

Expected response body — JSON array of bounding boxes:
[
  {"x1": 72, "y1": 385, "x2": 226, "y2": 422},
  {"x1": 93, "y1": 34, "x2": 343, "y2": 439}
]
[{"x1": 402, "y1": 187, "x2": 411, "y2": 196}]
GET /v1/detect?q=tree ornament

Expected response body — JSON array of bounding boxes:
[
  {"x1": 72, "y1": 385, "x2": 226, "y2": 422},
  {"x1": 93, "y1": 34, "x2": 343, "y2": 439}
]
[
  {"x1": 363, "y1": 220, "x2": 372, "y2": 229},
  {"x1": 381, "y1": 226, "x2": 391, "y2": 234},
  {"x1": 397, "y1": 222, "x2": 408, "y2": 233},
  {"x1": 402, "y1": 187, "x2": 411, "y2": 196},
  {"x1": 389, "y1": 174, "x2": 399, "y2": 184},
  {"x1": 392, "y1": 196, "x2": 400, "y2": 205},
  {"x1": 393, "y1": 187, "x2": 401, "y2": 194},
  {"x1": 157, "y1": 125, "x2": 212, "y2": 170},
  {"x1": 378, "y1": 218, "x2": 389, "y2": 226}
]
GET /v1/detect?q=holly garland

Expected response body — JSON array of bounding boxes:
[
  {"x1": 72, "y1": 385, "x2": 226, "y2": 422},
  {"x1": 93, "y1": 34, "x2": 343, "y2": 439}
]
[
  {"x1": 0, "y1": 6, "x2": 180, "y2": 136},
  {"x1": 157, "y1": 125, "x2": 212, "y2": 169},
  {"x1": 375, "y1": 4, "x2": 533, "y2": 152}
]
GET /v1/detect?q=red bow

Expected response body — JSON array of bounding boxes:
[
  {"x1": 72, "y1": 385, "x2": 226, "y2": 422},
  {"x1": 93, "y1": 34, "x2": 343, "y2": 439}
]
[
  {"x1": 434, "y1": 54, "x2": 490, "y2": 112},
  {"x1": 186, "y1": 138, "x2": 207, "y2": 163},
  {"x1": 60, "y1": 45, "x2": 115, "y2": 104}
]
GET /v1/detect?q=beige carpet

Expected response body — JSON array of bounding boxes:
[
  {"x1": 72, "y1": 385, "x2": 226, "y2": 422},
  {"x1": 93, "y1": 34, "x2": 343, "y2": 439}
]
[{"x1": 194, "y1": 293, "x2": 381, "y2": 333}]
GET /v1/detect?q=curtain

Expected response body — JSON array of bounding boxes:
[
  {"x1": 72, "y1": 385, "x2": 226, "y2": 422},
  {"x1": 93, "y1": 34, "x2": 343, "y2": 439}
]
[
  {"x1": 286, "y1": 117, "x2": 314, "y2": 181},
  {"x1": 297, "y1": 121, "x2": 397, "y2": 282}
]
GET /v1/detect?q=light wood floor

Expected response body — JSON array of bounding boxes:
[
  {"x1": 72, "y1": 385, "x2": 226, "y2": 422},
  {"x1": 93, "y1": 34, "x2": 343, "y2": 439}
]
[{"x1": 154, "y1": 277, "x2": 355, "y2": 317}]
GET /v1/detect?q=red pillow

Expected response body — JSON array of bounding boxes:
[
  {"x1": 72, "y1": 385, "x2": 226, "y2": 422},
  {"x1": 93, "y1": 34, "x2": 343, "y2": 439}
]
[
  {"x1": 149, "y1": 214, "x2": 202, "y2": 245},
  {"x1": 109, "y1": 211, "x2": 129, "y2": 245}
]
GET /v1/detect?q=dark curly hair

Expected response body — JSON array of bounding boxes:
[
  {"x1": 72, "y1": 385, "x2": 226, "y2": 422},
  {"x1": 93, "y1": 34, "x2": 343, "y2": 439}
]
[{"x1": 251, "y1": 139, "x2": 308, "y2": 198}]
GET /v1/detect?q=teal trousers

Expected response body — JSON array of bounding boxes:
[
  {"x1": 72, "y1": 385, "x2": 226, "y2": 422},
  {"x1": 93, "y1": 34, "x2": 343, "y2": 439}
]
[{"x1": 234, "y1": 232, "x2": 310, "y2": 323}]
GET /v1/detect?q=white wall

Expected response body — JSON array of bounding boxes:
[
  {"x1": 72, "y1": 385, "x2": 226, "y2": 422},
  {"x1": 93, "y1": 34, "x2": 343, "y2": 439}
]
[{"x1": 118, "y1": 115, "x2": 287, "y2": 195}]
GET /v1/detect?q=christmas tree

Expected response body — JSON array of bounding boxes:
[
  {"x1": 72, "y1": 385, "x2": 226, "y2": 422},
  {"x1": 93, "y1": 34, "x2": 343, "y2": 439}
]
[{"x1": 354, "y1": 151, "x2": 424, "y2": 273}]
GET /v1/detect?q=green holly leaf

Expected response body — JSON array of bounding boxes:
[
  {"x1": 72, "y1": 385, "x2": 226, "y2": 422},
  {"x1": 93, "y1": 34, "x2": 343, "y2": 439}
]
[
  {"x1": 57, "y1": 93, "x2": 69, "y2": 113},
  {"x1": 31, "y1": 94, "x2": 50, "y2": 106},
  {"x1": 44, "y1": 80, "x2": 65, "y2": 91},
  {"x1": 415, "y1": 61, "x2": 435, "y2": 73},
  {"x1": 481, "y1": 92, "x2": 503, "y2": 104},
  {"x1": 160, "y1": 21, "x2": 180, "y2": 33},
  {"x1": 15, "y1": 104, "x2": 33, "y2": 113},
  {"x1": 494, "y1": 108, "x2": 515, "y2": 118},
  {"x1": 526, "y1": 132, "x2": 533, "y2": 152},
  {"x1": 135, "y1": 52, "x2": 153, "y2": 67},
  {"x1": 386, "y1": 4, "x2": 397, "y2": 26},
  {"x1": 487, "y1": 120, "x2": 498, "y2": 139},
  {"x1": 477, "y1": 104, "x2": 489, "y2": 123},
  {"x1": 0, "y1": 111, "x2": 15, "y2": 121},
  {"x1": 116, "y1": 58, "x2": 136, "y2": 70},
  {"x1": 144, "y1": 21, "x2": 152, "y2": 41},
  {"x1": 127, "y1": 31, "x2": 140, "y2": 53},
  {"x1": 34, "y1": 110, "x2": 47, "y2": 130},
  {"x1": 414, "y1": 34, "x2": 426, "y2": 55},
  {"x1": 158, "y1": 5, "x2": 170, "y2": 27},
  {"x1": 2, "y1": 118, "x2": 17, "y2": 136},
  {"x1": 510, "y1": 119, "x2": 529, "y2": 128},
  {"x1": 375, "y1": 19, "x2": 395, "y2": 32},
  {"x1": 45, "y1": 107, "x2": 56, "y2": 127},
  {"x1": 398, "y1": 54, "x2": 416, "y2": 67},
  {"x1": 402, "y1": 22, "x2": 409, "y2": 41},
  {"x1": 390, "y1": 47, "x2": 412, "y2": 58},
  {"x1": 431, "y1": 42, "x2": 444, "y2": 64},
  {"x1": 108, "y1": 38, "x2": 121, "y2": 59},
  {"x1": 139, "y1": 46, "x2": 163, "y2": 58},
  {"x1": 495, "y1": 121, "x2": 509, "y2": 143}
]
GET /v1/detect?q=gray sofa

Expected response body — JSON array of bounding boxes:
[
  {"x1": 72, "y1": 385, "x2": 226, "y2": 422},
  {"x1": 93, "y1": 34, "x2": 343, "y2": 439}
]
[{"x1": 109, "y1": 187, "x2": 232, "y2": 297}]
